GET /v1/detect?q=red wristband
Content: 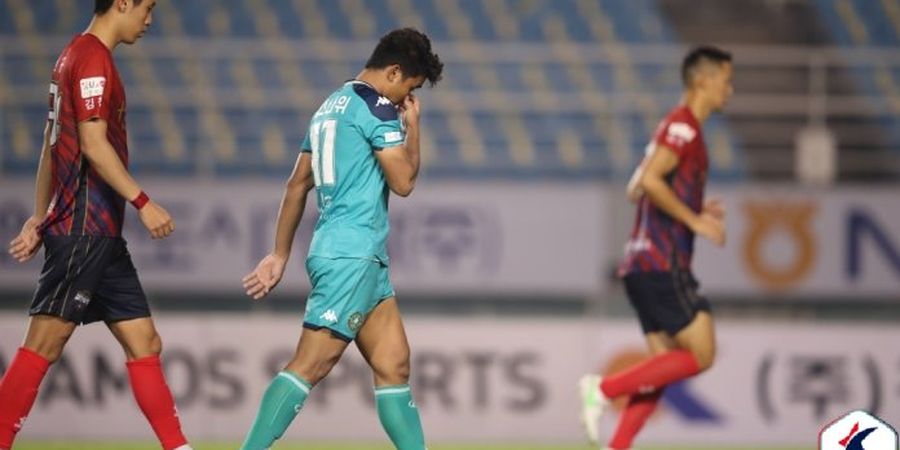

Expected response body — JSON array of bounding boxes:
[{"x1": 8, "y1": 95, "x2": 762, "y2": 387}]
[{"x1": 130, "y1": 191, "x2": 150, "y2": 210}]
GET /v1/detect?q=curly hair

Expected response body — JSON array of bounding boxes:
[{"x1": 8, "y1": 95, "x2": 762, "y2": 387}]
[{"x1": 365, "y1": 28, "x2": 444, "y2": 86}]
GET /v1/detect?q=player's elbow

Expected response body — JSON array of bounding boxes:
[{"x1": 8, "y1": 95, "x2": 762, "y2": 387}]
[
  {"x1": 389, "y1": 178, "x2": 415, "y2": 197},
  {"x1": 626, "y1": 184, "x2": 643, "y2": 203},
  {"x1": 286, "y1": 173, "x2": 314, "y2": 194},
  {"x1": 391, "y1": 186, "x2": 413, "y2": 197},
  {"x1": 638, "y1": 173, "x2": 662, "y2": 194}
]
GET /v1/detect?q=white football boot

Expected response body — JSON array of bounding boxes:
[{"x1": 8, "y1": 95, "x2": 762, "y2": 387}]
[{"x1": 579, "y1": 374, "x2": 611, "y2": 446}]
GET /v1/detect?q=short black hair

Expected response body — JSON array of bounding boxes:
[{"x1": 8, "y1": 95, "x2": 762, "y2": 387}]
[
  {"x1": 681, "y1": 46, "x2": 732, "y2": 87},
  {"x1": 365, "y1": 28, "x2": 444, "y2": 87},
  {"x1": 95, "y1": 0, "x2": 142, "y2": 14}
]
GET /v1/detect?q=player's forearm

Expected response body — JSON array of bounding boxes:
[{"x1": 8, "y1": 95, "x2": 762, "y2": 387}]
[
  {"x1": 625, "y1": 165, "x2": 645, "y2": 203},
  {"x1": 641, "y1": 173, "x2": 700, "y2": 229},
  {"x1": 404, "y1": 124, "x2": 421, "y2": 182},
  {"x1": 32, "y1": 129, "x2": 53, "y2": 219},
  {"x1": 272, "y1": 183, "x2": 308, "y2": 259},
  {"x1": 80, "y1": 139, "x2": 143, "y2": 202},
  {"x1": 389, "y1": 124, "x2": 420, "y2": 197}
]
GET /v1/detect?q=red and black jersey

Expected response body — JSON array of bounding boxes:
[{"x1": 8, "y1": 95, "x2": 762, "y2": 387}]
[
  {"x1": 40, "y1": 33, "x2": 129, "y2": 237},
  {"x1": 620, "y1": 105, "x2": 708, "y2": 275}
]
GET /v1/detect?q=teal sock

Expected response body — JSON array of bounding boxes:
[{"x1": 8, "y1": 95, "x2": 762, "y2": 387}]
[
  {"x1": 375, "y1": 384, "x2": 427, "y2": 450},
  {"x1": 240, "y1": 371, "x2": 312, "y2": 450}
]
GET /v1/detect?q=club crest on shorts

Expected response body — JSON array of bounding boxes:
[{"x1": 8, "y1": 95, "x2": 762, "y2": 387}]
[
  {"x1": 348, "y1": 312, "x2": 364, "y2": 332},
  {"x1": 819, "y1": 410, "x2": 898, "y2": 450}
]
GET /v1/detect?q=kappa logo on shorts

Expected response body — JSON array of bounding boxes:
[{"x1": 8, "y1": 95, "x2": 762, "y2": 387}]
[
  {"x1": 819, "y1": 410, "x2": 898, "y2": 450},
  {"x1": 320, "y1": 309, "x2": 338, "y2": 324},
  {"x1": 348, "y1": 312, "x2": 364, "y2": 332}
]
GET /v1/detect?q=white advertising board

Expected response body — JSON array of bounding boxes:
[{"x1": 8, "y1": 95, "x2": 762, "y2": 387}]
[
  {"x1": 0, "y1": 180, "x2": 606, "y2": 295},
  {"x1": 0, "y1": 315, "x2": 897, "y2": 445}
]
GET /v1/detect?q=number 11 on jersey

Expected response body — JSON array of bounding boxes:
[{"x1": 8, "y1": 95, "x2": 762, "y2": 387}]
[{"x1": 309, "y1": 119, "x2": 337, "y2": 187}]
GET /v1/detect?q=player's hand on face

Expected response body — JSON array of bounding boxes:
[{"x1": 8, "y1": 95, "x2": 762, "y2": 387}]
[
  {"x1": 703, "y1": 197, "x2": 726, "y2": 220},
  {"x1": 8, "y1": 215, "x2": 43, "y2": 263},
  {"x1": 400, "y1": 94, "x2": 420, "y2": 128},
  {"x1": 693, "y1": 213, "x2": 726, "y2": 247},
  {"x1": 242, "y1": 253, "x2": 287, "y2": 300},
  {"x1": 138, "y1": 201, "x2": 175, "y2": 239}
]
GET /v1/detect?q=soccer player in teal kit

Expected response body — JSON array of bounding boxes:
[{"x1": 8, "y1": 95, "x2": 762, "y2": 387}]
[{"x1": 239, "y1": 28, "x2": 443, "y2": 450}]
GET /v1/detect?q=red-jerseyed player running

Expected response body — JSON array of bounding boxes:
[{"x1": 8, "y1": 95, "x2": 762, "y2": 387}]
[
  {"x1": 579, "y1": 46, "x2": 733, "y2": 450},
  {"x1": 1, "y1": 1, "x2": 191, "y2": 449}
]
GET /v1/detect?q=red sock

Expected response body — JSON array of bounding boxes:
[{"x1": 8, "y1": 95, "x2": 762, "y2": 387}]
[
  {"x1": 600, "y1": 349, "x2": 700, "y2": 399},
  {"x1": 608, "y1": 390, "x2": 664, "y2": 450},
  {"x1": 0, "y1": 347, "x2": 50, "y2": 449},
  {"x1": 126, "y1": 355, "x2": 188, "y2": 450}
]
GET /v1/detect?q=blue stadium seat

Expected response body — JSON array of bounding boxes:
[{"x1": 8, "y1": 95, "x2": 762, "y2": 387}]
[
  {"x1": 814, "y1": 0, "x2": 900, "y2": 152},
  {"x1": 0, "y1": 0, "x2": 746, "y2": 180}
]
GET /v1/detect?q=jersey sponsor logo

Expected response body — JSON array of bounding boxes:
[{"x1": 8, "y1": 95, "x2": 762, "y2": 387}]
[
  {"x1": 819, "y1": 410, "x2": 897, "y2": 450},
  {"x1": 376, "y1": 96, "x2": 393, "y2": 107},
  {"x1": 666, "y1": 122, "x2": 697, "y2": 144},
  {"x1": 79, "y1": 76, "x2": 106, "y2": 99},
  {"x1": 384, "y1": 131, "x2": 403, "y2": 143},
  {"x1": 320, "y1": 309, "x2": 338, "y2": 324}
]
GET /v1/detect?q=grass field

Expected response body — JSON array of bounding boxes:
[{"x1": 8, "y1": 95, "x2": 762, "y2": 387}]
[{"x1": 13, "y1": 443, "x2": 809, "y2": 450}]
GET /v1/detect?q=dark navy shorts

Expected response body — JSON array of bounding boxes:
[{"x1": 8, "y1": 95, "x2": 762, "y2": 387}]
[
  {"x1": 623, "y1": 270, "x2": 711, "y2": 336},
  {"x1": 30, "y1": 235, "x2": 150, "y2": 325}
]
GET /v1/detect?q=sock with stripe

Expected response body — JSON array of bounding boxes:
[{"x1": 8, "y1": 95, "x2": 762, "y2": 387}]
[
  {"x1": 600, "y1": 349, "x2": 700, "y2": 399},
  {"x1": 126, "y1": 355, "x2": 190, "y2": 450},
  {"x1": 240, "y1": 371, "x2": 311, "y2": 450},
  {"x1": 607, "y1": 389, "x2": 664, "y2": 450},
  {"x1": 0, "y1": 347, "x2": 50, "y2": 449},
  {"x1": 376, "y1": 384, "x2": 427, "y2": 450}
]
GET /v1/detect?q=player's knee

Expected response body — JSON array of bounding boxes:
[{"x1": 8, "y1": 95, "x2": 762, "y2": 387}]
[
  {"x1": 288, "y1": 352, "x2": 342, "y2": 385},
  {"x1": 24, "y1": 329, "x2": 74, "y2": 364},
  {"x1": 146, "y1": 333, "x2": 163, "y2": 356},
  {"x1": 370, "y1": 349, "x2": 410, "y2": 384},
  {"x1": 693, "y1": 347, "x2": 716, "y2": 372},
  {"x1": 122, "y1": 331, "x2": 163, "y2": 360},
  {"x1": 32, "y1": 345, "x2": 64, "y2": 364}
]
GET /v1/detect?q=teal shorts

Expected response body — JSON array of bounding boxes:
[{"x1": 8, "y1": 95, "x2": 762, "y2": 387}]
[{"x1": 302, "y1": 256, "x2": 395, "y2": 341}]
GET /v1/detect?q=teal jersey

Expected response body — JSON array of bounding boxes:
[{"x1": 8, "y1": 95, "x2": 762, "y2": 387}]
[{"x1": 301, "y1": 80, "x2": 405, "y2": 263}]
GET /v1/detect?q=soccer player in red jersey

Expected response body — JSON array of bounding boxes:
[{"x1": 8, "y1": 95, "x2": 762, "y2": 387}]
[
  {"x1": 579, "y1": 46, "x2": 733, "y2": 450},
  {"x1": 2, "y1": 1, "x2": 191, "y2": 449}
]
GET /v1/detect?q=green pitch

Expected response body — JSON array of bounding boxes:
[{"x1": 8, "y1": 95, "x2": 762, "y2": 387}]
[{"x1": 13, "y1": 442, "x2": 808, "y2": 450}]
